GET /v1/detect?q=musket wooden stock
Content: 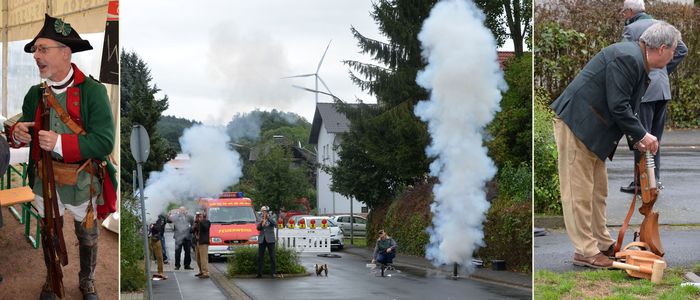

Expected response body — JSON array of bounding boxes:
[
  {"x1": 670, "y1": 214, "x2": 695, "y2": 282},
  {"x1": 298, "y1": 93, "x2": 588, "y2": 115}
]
[
  {"x1": 39, "y1": 84, "x2": 68, "y2": 298},
  {"x1": 638, "y1": 151, "x2": 663, "y2": 257}
]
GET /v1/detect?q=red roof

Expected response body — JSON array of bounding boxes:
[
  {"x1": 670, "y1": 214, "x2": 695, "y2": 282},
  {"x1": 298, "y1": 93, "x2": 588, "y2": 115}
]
[{"x1": 497, "y1": 51, "x2": 516, "y2": 69}]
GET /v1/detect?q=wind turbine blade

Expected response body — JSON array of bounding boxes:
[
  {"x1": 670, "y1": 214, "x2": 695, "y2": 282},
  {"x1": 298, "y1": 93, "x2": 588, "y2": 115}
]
[
  {"x1": 317, "y1": 76, "x2": 333, "y2": 95},
  {"x1": 316, "y1": 39, "x2": 332, "y2": 73},
  {"x1": 282, "y1": 73, "x2": 316, "y2": 79},
  {"x1": 292, "y1": 85, "x2": 341, "y2": 102},
  {"x1": 292, "y1": 84, "x2": 320, "y2": 93}
]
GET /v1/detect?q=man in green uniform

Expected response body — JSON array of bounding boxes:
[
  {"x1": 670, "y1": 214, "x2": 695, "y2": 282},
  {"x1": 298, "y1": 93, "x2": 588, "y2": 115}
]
[{"x1": 8, "y1": 14, "x2": 116, "y2": 300}]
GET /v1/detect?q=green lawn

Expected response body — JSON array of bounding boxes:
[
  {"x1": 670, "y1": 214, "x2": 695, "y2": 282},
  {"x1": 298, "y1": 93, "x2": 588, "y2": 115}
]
[
  {"x1": 344, "y1": 237, "x2": 367, "y2": 248},
  {"x1": 535, "y1": 264, "x2": 700, "y2": 300}
]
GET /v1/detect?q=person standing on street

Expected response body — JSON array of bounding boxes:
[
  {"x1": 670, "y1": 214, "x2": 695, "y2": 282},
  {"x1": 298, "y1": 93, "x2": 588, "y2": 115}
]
[
  {"x1": 195, "y1": 212, "x2": 211, "y2": 279},
  {"x1": 618, "y1": 0, "x2": 687, "y2": 193},
  {"x1": 168, "y1": 207, "x2": 194, "y2": 270},
  {"x1": 256, "y1": 206, "x2": 277, "y2": 278}
]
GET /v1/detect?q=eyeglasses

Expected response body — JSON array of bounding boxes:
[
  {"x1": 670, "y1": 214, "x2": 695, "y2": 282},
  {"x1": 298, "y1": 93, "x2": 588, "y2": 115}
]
[{"x1": 30, "y1": 45, "x2": 67, "y2": 54}]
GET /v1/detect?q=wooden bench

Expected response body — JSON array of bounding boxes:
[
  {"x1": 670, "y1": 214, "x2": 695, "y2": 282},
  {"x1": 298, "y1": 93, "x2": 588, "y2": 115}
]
[{"x1": 0, "y1": 186, "x2": 41, "y2": 248}]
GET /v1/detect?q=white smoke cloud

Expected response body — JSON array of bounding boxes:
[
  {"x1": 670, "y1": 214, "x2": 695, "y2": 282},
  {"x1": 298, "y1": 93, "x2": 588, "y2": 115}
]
[
  {"x1": 207, "y1": 22, "x2": 303, "y2": 123},
  {"x1": 144, "y1": 125, "x2": 243, "y2": 222},
  {"x1": 414, "y1": 0, "x2": 507, "y2": 272}
]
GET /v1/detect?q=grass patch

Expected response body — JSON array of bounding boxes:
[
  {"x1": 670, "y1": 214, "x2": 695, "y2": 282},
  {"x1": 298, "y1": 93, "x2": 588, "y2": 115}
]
[
  {"x1": 344, "y1": 237, "x2": 367, "y2": 248},
  {"x1": 226, "y1": 246, "x2": 306, "y2": 276},
  {"x1": 535, "y1": 267, "x2": 700, "y2": 300}
]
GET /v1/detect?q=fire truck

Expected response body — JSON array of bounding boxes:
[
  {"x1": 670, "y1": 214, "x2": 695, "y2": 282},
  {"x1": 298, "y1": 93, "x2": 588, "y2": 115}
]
[{"x1": 197, "y1": 192, "x2": 259, "y2": 258}]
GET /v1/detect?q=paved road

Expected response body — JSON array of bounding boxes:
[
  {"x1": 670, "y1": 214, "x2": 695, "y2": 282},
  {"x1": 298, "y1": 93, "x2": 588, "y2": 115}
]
[
  {"x1": 606, "y1": 131, "x2": 700, "y2": 225},
  {"x1": 534, "y1": 227, "x2": 700, "y2": 272},
  {"x1": 149, "y1": 231, "x2": 229, "y2": 299},
  {"x1": 534, "y1": 131, "x2": 700, "y2": 273},
  {"x1": 211, "y1": 249, "x2": 531, "y2": 300}
]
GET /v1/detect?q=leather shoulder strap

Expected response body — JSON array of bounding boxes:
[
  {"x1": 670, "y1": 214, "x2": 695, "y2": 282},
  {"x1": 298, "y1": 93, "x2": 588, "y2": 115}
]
[
  {"x1": 615, "y1": 165, "x2": 640, "y2": 253},
  {"x1": 45, "y1": 90, "x2": 86, "y2": 136}
]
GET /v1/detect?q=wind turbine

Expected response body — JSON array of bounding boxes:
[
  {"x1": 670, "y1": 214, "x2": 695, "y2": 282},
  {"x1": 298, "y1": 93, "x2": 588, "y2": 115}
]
[{"x1": 284, "y1": 40, "x2": 335, "y2": 103}]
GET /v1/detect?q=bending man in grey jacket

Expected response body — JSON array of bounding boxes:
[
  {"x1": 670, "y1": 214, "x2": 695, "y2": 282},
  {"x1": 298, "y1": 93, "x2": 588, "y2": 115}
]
[{"x1": 550, "y1": 22, "x2": 680, "y2": 269}]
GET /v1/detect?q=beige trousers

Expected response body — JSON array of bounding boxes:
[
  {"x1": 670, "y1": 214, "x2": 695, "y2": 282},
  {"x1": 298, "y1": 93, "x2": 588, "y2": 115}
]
[
  {"x1": 149, "y1": 238, "x2": 164, "y2": 275},
  {"x1": 197, "y1": 244, "x2": 209, "y2": 275},
  {"x1": 554, "y1": 118, "x2": 615, "y2": 257}
]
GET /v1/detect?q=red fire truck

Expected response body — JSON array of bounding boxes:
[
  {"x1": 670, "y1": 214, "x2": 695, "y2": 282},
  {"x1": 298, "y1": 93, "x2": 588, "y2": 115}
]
[{"x1": 197, "y1": 192, "x2": 259, "y2": 259}]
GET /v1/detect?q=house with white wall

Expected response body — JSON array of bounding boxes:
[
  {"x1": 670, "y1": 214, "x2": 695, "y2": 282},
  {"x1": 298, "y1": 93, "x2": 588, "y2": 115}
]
[{"x1": 309, "y1": 103, "x2": 367, "y2": 216}]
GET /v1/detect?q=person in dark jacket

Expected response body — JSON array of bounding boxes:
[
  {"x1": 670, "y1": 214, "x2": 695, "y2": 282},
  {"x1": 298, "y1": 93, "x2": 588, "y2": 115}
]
[
  {"x1": 372, "y1": 230, "x2": 397, "y2": 266},
  {"x1": 194, "y1": 212, "x2": 211, "y2": 279},
  {"x1": 149, "y1": 218, "x2": 167, "y2": 280},
  {"x1": 618, "y1": 0, "x2": 687, "y2": 193},
  {"x1": 256, "y1": 206, "x2": 277, "y2": 278},
  {"x1": 550, "y1": 22, "x2": 680, "y2": 269}
]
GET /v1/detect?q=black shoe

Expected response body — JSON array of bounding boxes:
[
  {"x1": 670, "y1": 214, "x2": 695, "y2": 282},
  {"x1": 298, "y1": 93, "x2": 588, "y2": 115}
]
[
  {"x1": 620, "y1": 182, "x2": 640, "y2": 194},
  {"x1": 164, "y1": 261, "x2": 169, "y2": 265},
  {"x1": 184, "y1": 266, "x2": 194, "y2": 270},
  {"x1": 255, "y1": 274, "x2": 262, "y2": 278},
  {"x1": 40, "y1": 290, "x2": 56, "y2": 300},
  {"x1": 175, "y1": 266, "x2": 180, "y2": 270}
]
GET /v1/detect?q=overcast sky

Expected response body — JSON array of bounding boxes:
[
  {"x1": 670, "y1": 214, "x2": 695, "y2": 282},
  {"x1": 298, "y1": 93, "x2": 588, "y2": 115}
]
[
  {"x1": 122, "y1": 1, "x2": 515, "y2": 124},
  {"x1": 122, "y1": 1, "x2": 382, "y2": 124}
]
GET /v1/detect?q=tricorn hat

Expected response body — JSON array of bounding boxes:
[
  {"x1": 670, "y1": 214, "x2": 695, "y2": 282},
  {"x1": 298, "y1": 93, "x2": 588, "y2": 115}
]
[{"x1": 24, "y1": 14, "x2": 93, "y2": 53}]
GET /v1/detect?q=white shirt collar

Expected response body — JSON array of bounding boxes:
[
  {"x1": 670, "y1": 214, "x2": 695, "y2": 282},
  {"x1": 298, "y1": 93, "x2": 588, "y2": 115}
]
[{"x1": 46, "y1": 66, "x2": 74, "y2": 94}]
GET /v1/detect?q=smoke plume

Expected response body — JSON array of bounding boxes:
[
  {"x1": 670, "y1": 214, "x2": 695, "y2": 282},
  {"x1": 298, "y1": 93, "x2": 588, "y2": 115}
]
[
  {"x1": 414, "y1": 0, "x2": 507, "y2": 272},
  {"x1": 207, "y1": 22, "x2": 302, "y2": 122},
  {"x1": 144, "y1": 125, "x2": 243, "y2": 222}
]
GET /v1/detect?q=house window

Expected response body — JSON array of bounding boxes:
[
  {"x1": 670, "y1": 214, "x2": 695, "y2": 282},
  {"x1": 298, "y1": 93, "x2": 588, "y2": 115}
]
[{"x1": 361, "y1": 207, "x2": 368, "y2": 213}]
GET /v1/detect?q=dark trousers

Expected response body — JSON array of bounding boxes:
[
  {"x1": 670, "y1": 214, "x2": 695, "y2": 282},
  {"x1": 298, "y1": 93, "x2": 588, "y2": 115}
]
[
  {"x1": 161, "y1": 236, "x2": 168, "y2": 261},
  {"x1": 174, "y1": 239, "x2": 192, "y2": 268},
  {"x1": 633, "y1": 100, "x2": 668, "y2": 181},
  {"x1": 257, "y1": 240, "x2": 276, "y2": 276},
  {"x1": 377, "y1": 251, "x2": 396, "y2": 265}
]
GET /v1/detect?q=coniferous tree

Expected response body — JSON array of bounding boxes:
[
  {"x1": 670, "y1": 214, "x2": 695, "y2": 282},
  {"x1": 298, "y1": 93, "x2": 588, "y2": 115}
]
[
  {"x1": 120, "y1": 51, "x2": 176, "y2": 192},
  {"x1": 330, "y1": 0, "x2": 436, "y2": 209}
]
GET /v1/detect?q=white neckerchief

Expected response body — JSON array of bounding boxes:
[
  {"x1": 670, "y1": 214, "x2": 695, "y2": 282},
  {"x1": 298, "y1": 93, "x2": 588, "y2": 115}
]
[{"x1": 46, "y1": 66, "x2": 74, "y2": 94}]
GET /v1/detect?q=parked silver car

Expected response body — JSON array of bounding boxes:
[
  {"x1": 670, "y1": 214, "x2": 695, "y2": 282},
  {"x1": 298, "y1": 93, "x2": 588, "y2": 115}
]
[{"x1": 330, "y1": 215, "x2": 367, "y2": 237}]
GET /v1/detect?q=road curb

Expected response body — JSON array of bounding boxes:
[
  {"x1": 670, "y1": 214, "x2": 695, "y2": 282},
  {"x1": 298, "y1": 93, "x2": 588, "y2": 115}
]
[{"x1": 209, "y1": 263, "x2": 252, "y2": 300}]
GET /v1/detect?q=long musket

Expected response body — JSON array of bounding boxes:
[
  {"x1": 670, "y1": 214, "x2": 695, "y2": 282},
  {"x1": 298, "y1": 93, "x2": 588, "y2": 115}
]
[{"x1": 39, "y1": 83, "x2": 69, "y2": 298}]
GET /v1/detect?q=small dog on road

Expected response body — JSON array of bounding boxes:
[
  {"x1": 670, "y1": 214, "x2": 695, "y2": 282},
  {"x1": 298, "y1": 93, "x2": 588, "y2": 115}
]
[{"x1": 315, "y1": 264, "x2": 328, "y2": 276}]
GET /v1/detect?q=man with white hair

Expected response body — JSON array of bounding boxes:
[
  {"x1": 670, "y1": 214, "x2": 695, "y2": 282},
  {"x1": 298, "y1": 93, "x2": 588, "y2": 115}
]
[
  {"x1": 619, "y1": 0, "x2": 688, "y2": 194},
  {"x1": 620, "y1": 0, "x2": 646, "y2": 22},
  {"x1": 550, "y1": 22, "x2": 681, "y2": 269}
]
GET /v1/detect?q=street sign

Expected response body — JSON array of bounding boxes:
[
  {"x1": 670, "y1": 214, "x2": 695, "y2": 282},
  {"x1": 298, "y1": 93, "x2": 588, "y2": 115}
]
[
  {"x1": 130, "y1": 124, "x2": 150, "y2": 163},
  {"x1": 130, "y1": 124, "x2": 152, "y2": 296}
]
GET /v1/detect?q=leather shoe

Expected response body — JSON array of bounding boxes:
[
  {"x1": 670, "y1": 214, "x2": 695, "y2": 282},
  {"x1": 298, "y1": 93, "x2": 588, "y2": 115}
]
[
  {"x1": 601, "y1": 244, "x2": 615, "y2": 257},
  {"x1": 194, "y1": 273, "x2": 203, "y2": 277},
  {"x1": 620, "y1": 181, "x2": 640, "y2": 194},
  {"x1": 184, "y1": 266, "x2": 194, "y2": 270},
  {"x1": 573, "y1": 252, "x2": 613, "y2": 269},
  {"x1": 255, "y1": 274, "x2": 262, "y2": 278}
]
